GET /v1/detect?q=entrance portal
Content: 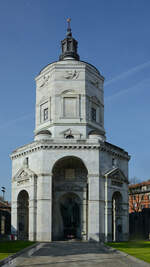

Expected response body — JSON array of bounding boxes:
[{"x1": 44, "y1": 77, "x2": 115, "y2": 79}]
[{"x1": 52, "y1": 156, "x2": 88, "y2": 241}]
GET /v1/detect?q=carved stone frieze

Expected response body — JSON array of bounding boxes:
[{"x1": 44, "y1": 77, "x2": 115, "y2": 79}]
[
  {"x1": 111, "y1": 180, "x2": 123, "y2": 187},
  {"x1": 63, "y1": 70, "x2": 79, "y2": 79}
]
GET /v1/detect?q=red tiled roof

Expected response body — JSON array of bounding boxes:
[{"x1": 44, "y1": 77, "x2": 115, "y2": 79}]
[{"x1": 129, "y1": 180, "x2": 150, "y2": 189}]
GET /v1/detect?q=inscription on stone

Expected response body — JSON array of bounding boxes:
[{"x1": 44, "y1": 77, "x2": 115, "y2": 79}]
[
  {"x1": 111, "y1": 180, "x2": 123, "y2": 187},
  {"x1": 55, "y1": 183, "x2": 83, "y2": 192},
  {"x1": 17, "y1": 179, "x2": 29, "y2": 185}
]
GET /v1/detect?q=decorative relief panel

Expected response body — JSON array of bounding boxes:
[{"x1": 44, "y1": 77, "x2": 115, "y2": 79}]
[
  {"x1": 38, "y1": 74, "x2": 50, "y2": 88},
  {"x1": 63, "y1": 70, "x2": 79, "y2": 80},
  {"x1": 19, "y1": 170, "x2": 28, "y2": 180}
]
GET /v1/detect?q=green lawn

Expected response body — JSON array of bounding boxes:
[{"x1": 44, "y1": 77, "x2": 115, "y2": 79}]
[
  {"x1": 107, "y1": 240, "x2": 150, "y2": 263},
  {"x1": 0, "y1": 241, "x2": 35, "y2": 260}
]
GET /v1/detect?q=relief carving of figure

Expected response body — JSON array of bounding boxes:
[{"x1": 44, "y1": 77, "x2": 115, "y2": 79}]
[{"x1": 64, "y1": 70, "x2": 79, "y2": 79}]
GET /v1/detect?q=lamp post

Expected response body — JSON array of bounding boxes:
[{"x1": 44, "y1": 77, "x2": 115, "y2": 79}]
[{"x1": 1, "y1": 187, "x2": 6, "y2": 201}]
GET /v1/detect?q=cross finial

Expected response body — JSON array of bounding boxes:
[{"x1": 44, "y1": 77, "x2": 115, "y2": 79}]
[{"x1": 66, "y1": 17, "x2": 72, "y2": 37}]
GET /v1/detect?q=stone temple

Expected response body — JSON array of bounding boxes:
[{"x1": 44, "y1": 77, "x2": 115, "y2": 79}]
[{"x1": 11, "y1": 21, "x2": 130, "y2": 242}]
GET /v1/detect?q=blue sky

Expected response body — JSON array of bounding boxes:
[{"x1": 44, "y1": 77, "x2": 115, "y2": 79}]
[{"x1": 0, "y1": 0, "x2": 150, "y2": 201}]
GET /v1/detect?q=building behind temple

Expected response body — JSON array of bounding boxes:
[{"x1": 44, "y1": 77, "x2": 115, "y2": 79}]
[
  {"x1": 11, "y1": 21, "x2": 130, "y2": 242},
  {"x1": 129, "y1": 180, "x2": 150, "y2": 239},
  {"x1": 0, "y1": 197, "x2": 11, "y2": 237}
]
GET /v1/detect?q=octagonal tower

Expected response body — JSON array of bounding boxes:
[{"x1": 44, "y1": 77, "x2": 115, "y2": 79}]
[
  {"x1": 11, "y1": 20, "x2": 130, "y2": 243},
  {"x1": 35, "y1": 22, "x2": 105, "y2": 141}
]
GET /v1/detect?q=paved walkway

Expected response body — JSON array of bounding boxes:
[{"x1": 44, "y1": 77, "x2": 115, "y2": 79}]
[{"x1": 3, "y1": 241, "x2": 150, "y2": 267}]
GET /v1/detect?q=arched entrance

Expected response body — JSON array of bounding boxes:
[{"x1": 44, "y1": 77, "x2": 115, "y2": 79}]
[
  {"x1": 52, "y1": 156, "x2": 88, "y2": 241},
  {"x1": 17, "y1": 190, "x2": 29, "y2": 240},
  {"x1": 112, "y1": 191, "x2": 122, "y2": 241}
]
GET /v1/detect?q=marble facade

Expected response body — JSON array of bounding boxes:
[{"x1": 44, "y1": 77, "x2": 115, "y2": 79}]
[{"x1": 11, "y1": 23, "x2": 130, "y2": 242}]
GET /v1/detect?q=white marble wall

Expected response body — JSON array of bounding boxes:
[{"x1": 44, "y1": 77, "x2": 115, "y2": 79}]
[
  {"x1": 11, "y1": 57, "x2": 129, "y2": 242},
  {"x1": 11, "y1": 139, "x2": 129, "y2": 242},
  {"x1": 35, "y1": 59, "x2": 105, "y2": 139}
]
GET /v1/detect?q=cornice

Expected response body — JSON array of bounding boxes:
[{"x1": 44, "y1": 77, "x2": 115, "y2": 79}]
[
  {"x1": 11, "y1": 141, "x2": 100, "y2": 159},
  {"x1": 11, "y1": 139, "x2": 129, "y2": 160}
]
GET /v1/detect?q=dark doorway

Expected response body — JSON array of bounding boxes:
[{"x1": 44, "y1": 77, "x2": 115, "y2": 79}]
[{"x1": 60, "y1": 193, "x2": 80, "y2": 239}]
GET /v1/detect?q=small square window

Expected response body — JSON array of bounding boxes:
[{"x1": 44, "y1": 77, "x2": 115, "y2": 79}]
[
  {"x1": 91, "y1": 107, "x2": 96, "y2": 121},
  {"x1": 43, "y1": 108, "x2": 48, "y2": 121}
]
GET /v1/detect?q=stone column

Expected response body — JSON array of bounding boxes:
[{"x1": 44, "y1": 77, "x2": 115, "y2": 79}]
[
  {"x1": 29, "y1": 175, "x2": 37, "y2": 241},
  {"x1": 88, "y1": 175, "x2": 100, "y2": 242},
  {"x1": 36, "y1": 173, "x2": 52, "y2": 241}
]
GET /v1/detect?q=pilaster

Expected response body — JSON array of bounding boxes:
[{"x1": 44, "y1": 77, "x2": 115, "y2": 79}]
[
  {"x1": 36, "y1": 173, "x2": 52, "y2": 241},
  {"x1": 11, "y1": 201, "x2": 18, "y2": 237},
  {"x1": 88, "y1": 174, "x2": 100, "y2": 241},
  {"x1": 29, "y1": 175, "x2": 37, "y2": 241}
]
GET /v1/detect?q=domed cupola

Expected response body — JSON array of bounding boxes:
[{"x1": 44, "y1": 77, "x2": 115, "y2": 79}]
[{"x1": 59, "y1": 18, "x2": 80, "y2": 61}]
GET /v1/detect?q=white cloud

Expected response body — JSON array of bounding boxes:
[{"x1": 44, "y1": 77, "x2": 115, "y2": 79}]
[
  {"x1": 105, "y1": 60, "x2": 150, "y2": 87},
  {"x1": 105, "y1": 77, "x2": 150, "y2": 102}
]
